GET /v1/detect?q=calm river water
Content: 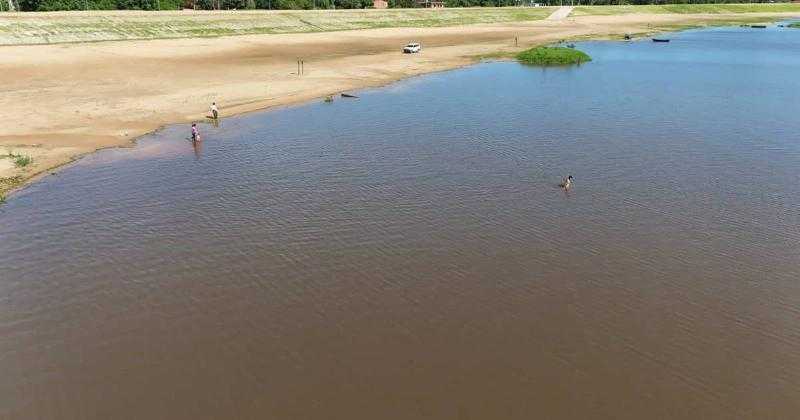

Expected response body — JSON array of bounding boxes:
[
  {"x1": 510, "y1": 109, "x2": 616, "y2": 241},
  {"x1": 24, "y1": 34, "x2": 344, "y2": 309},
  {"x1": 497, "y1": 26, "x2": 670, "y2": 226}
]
[{"x1": 2, "y1": 25, "x2": 800, "y2": 419}]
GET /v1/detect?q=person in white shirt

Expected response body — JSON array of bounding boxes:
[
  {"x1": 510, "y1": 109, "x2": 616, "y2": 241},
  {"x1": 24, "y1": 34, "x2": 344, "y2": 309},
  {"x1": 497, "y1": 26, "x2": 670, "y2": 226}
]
[{"x1": 210, "y1": 102, "x2": 219, "y2": 119}]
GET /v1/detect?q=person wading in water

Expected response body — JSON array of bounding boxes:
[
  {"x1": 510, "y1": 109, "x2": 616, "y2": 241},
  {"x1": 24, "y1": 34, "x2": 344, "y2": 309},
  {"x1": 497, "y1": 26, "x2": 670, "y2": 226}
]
[
  {"x1": 210, "y1": 102, "x2": 219, "y2": 120},
  {"x1": 191, "y1": 123, "x2": 200, "y2": 142}
]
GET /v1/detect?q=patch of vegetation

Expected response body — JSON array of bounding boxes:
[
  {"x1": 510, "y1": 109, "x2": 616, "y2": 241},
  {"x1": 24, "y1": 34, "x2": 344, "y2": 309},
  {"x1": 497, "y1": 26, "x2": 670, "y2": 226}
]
[
  {"x1": 789, "y1": 22, "x2": 800, "y2": 28},
  {"x1": 0, "y1": 176, "x2": 24, "y2": 205},
  {"x1": 14, "y1": 155, "x2": 33, "y2": 168},
  {"x1": 517, "y1": 46, "x2": 591, "y2": 66},
  {"x1": 4, "y1": 153, "x2": 34, "y2": 168}
]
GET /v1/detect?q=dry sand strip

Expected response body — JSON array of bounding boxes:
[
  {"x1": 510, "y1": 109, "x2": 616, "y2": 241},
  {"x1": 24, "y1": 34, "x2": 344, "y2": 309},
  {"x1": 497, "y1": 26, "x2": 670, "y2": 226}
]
[{"x1": 1, "y1": 11, "x2": 797, "y2": 196}]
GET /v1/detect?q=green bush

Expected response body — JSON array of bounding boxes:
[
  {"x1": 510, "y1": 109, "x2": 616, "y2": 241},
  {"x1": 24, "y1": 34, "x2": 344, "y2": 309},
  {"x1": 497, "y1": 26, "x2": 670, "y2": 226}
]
[{"x1": 3, "y1": 153, "x2": 34, "y2": 168}]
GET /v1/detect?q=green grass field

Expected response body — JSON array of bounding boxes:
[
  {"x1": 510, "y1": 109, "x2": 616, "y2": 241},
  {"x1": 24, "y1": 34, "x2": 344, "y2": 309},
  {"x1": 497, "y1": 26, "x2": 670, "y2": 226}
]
[
  {"x1": 0, "y1": 7, "x2": 554, "y2": 45},
  {"x1": 573, "y1": 3, "x2": 800, "y2": 16}
]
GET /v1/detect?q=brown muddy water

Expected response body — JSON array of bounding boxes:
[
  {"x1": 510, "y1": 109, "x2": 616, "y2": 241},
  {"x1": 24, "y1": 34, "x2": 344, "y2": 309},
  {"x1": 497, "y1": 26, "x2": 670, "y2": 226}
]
[{"x1": 2, "y1": 26, "x2": 800, "y2": 419}]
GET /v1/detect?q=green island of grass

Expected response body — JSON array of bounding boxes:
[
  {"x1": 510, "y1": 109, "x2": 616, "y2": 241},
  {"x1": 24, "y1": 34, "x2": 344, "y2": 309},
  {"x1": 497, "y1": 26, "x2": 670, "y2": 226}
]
[
  {"x1": 517, "y1": 46, "x2": 591, "y2": 66},
  {"x1": 789, "y1": 22, "x2": 800, "y2": 28}
]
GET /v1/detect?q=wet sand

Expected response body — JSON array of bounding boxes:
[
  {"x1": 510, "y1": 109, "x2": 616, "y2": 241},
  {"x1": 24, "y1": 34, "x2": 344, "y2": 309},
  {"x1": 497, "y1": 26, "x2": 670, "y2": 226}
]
[{"x1": 1, "y1": 10, "x2": 797, "y2": 194}]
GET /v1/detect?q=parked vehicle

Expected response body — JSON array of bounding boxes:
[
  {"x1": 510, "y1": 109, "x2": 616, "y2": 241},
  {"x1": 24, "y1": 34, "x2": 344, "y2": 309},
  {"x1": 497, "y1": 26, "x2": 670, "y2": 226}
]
[{"x1": 403, "y1": 43, "x2": 421, "y2": 54}]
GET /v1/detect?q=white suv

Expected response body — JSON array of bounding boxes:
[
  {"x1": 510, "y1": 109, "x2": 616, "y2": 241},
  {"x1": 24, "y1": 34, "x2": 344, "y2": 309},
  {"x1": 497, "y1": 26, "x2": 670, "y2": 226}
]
[{"x1": 403, "y1": 43, "x2": 421, "y2": 53}]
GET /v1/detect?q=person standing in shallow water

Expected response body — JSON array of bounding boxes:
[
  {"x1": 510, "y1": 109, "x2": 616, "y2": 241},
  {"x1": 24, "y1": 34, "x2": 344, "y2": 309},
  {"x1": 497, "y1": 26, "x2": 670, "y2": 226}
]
[
  {"x1": 192, "y1": 133, "x2": 203, "y2": 159},
  {"x1": 191, "y1": 123, "x2": 200, "y2": 142},
  {"x1": 210, "y1": 102, "x2": 219, "y2": 120}
]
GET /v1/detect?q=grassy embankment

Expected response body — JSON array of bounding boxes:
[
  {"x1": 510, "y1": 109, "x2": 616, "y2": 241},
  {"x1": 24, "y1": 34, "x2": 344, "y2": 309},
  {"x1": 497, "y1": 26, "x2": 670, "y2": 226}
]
[
  {"x1": 517, "y1": 46, "x2": 590, "y2": 65},
  {"x1": 0, "y1": 7, "x2": 554, "y2": 45}
]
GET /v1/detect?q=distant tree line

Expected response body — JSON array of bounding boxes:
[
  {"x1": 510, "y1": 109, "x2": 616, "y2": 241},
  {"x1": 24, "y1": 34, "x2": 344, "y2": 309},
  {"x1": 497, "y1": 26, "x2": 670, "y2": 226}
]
[
  {"x1": 11, "y1": 0, "x2": 791, "y2": 13},
  {"x1": 17, "y1": 0, "x2": 181, "y2": 11}
]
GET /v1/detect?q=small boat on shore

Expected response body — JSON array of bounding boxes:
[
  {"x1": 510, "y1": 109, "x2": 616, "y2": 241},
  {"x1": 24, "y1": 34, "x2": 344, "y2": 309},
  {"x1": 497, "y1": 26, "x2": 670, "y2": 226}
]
[
  {"x1": 750, "y1": 25, "x2": 767, "y2": 28},
  {"x1": 341, "y1": 93, "x2": 359, "y2": 98},
  {"x1": 652, "y1": 38, "x2": 670, "y2": 43}
]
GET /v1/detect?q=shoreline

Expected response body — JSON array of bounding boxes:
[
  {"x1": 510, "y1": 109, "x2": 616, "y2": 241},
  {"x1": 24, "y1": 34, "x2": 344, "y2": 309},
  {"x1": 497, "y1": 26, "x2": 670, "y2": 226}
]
[{"x1": 2, "y1": 11, "x2": 798, "y2": 202}]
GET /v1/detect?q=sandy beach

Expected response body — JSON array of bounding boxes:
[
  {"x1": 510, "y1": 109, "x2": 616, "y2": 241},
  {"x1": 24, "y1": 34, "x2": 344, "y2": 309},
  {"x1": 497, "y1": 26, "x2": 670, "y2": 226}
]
[{"x1": 1, "y1": 8, "x2": 797, "y2": 196}]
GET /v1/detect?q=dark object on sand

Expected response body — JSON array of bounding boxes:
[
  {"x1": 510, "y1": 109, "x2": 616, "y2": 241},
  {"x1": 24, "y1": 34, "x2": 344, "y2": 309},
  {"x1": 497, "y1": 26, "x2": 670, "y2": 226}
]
[
  {"x1": 652, "y1": 38, "x2": 670, "y2": 43},
  {"x1": 623, "y1": 34, "x2": 631, "y2": 40},
  {"x1": 750, "y1": 25, "x2": 767, "y2": 29},
  {"x1": 341, "y1": 93, "x2": 359, "y2": 98}
]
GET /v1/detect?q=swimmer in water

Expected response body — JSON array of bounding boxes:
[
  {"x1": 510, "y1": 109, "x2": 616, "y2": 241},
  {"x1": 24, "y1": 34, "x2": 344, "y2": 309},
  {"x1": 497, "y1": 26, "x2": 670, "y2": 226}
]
[
  {"x1": 559, "y1": 175, "x2": 573, "y2": 190},
  {"x1": 191, "y1": 123, "x2": 200, "y2": 142}
]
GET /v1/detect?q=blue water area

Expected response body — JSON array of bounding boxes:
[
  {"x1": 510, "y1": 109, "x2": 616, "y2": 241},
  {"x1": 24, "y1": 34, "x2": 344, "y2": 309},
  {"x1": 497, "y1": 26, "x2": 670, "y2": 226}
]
[{"x1": 1, "y1": 24, "x2": 800, "y2": 420}]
